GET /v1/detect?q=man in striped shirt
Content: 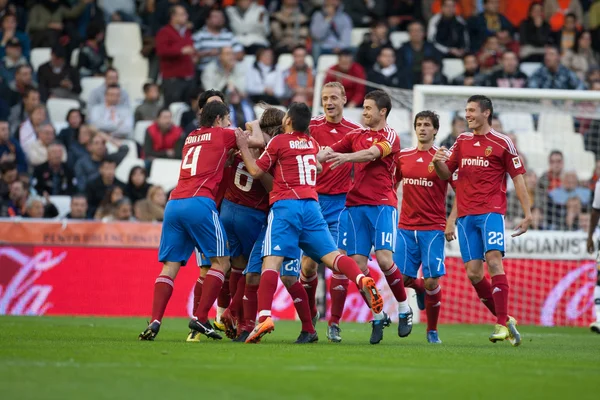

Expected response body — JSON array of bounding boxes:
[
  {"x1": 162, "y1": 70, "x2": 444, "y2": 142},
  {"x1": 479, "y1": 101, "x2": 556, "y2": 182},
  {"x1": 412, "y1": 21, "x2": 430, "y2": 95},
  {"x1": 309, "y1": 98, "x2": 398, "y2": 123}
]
[{"x1": 192, "y1": 9, "x2": 243, "y2": 73}]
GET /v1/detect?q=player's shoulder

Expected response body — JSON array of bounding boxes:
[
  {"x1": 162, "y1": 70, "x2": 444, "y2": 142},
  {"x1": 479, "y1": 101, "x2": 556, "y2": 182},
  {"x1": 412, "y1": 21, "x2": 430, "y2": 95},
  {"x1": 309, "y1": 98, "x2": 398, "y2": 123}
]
[
  {"x1": 399, "y1": 146, "x2": 418, "y2": 157},
  {"x1": 487, "y1": 129, "x2": 518, "y2": 154},
  {"x1": 456, "y1": 132, "x2": 474, "y2": 141},
  {"x1": 309, "y1": 115, "x2": 327, "y2": 127},
  {"x1": 382, "y1": 125, "x2": 399, "y2": 147},
  {"x1": 341, "y1": 117, "x2": 364, "y2": 131}
]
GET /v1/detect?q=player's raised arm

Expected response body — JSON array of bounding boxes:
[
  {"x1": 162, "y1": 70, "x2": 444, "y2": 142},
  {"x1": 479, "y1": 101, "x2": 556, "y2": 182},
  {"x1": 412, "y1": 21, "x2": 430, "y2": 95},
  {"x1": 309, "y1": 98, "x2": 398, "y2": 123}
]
[
  {"x1": 235, "y1": 128, "x2": 264, "y2": 178},
  {"x1": 326, "y1": 144, "x2": 384, "y2": 170},
  {"x1": 432, "y1": 146, "x2": 452, "y2": 180},
  {"x1": 245, "y1": 120, "x2": 267, "y2": 148},
  {"x1": 511, "y1": 173, "x2": 532, "y2": 237}
]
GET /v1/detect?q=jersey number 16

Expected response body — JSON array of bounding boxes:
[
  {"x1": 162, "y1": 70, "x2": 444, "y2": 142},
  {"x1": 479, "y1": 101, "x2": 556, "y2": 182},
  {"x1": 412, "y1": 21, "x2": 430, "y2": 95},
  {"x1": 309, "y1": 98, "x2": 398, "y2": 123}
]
[{"x1": 296, "y1": 155, "x2": 317, "y2": 185}]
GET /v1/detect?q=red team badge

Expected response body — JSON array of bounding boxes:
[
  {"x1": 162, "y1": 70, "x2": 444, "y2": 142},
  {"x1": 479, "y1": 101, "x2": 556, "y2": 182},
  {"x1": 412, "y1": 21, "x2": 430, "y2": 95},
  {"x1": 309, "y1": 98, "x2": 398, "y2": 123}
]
[
  {"x1": 428, "y1": 162, "x2": 434, "y2": 173},
  {"x1": 485, "y1": 146, "x2": 493, "y2": 157}
]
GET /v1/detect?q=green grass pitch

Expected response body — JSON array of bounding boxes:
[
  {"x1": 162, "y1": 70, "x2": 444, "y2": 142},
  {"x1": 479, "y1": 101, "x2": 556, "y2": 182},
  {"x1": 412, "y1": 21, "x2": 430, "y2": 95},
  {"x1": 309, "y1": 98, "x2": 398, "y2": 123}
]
[{"x1": 1, "y1": 316, "x2": 598, "y2": 400}]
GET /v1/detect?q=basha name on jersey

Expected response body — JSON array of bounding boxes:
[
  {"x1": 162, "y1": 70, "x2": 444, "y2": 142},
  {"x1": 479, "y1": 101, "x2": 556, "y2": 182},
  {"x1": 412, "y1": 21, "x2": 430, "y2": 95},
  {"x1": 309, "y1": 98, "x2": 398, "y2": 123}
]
[
  {"x1": 461, "y1": 156, "x2": 490, "y2": 168},
  {"x1": 185, "y1": 132, "x2": 212, "y2": 145},
  {"x1": 290, "y1": 139, "x2": 314, "y2": 149}
]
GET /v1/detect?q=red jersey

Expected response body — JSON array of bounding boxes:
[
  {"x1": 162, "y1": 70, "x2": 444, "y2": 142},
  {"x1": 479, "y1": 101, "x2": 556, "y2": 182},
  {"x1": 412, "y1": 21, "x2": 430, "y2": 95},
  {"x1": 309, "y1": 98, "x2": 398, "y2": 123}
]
[
  {"x1": 330, "y1": 125, "x2": 400, "y2": 207},
  {"x1": 396, "y1": 146, "x2": 448, "y2": 230},
  {"x1": 256, "y1": 131, "x2": 319, "y2": 205},
  {"x1": 446, "y1": 129, "x2": 526, "y2": 218},
  {"x1": 170, "y1": 127, "x2": 236, "y2": 201},
  {"x1": 224, "y1": 155, "x2": 269, "y2": 212},
  {"x1": 309, "y1": 115, "x2": 362, "y2": 195}
]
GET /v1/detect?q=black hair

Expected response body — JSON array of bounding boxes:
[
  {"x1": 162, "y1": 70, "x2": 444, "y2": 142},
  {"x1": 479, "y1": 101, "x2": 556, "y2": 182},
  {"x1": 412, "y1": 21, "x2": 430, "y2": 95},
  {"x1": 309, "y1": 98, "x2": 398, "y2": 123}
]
[
  {"x1": 86, "y1": 22, "x2": 104, "y2": 40},
  {"x1": 143, "y1": 82, "x2": 158, "y2": 93},
  {"x1": 378, "y1": 46, "x2": 395, "y2": 57},
  {"x1": 66, "y1": 108, "x2": 83, "y2": 124},
  {"x1": 71, "y1": 193, "x2": 87, "y2": 201},
  {"x1": 128, "y1": 166, "x2": 147, "y2": 186},
  {"x1": 364, "y1": 89, "x2": 392, "y2": 118},
  {"x1": 198, "y1": 89, "x2": 225, "y2": 110},
  {"x1": 287, "y1": 102, "x2": 311, "y2": 133},
  {"x1": 292, "y1": 45, "x2": 307, "y2": 53},
  {"x1": 100, "y1": 158, "x2": 117, "y2": 166},
  {"x1": 105, "y1": 67, "x2": 118, "y2": 76},
  {"x1": 51, "y1": 45, "x2": 67, "y2": 59},
  {"x1": 105, "y1": 83, "x2": 120, "y2": 93},
  {"x1": 15, "y1": 64, "x2": 32, "y2": 75},
  {"x1": 549, "y1": 150, "x2": 563, "y2": 159},
  {"x1": 157, "y1": 108, "x2": 171, "y2": 118},
  {"x1": 422, "y1": 56, "x2": 440, "y2": 66},
  {"x1": 413, "y1": 110, "x2": 440, "y2": 131},
  {"x1": 199, "y1": 101, "x2": 229, "y2": 127},
  {"x1": 0, "y1": 161, "x2": 17, "y2": 174},
  {"x1": 467, "y1": 94, "x2": 493, "y2": 124}
]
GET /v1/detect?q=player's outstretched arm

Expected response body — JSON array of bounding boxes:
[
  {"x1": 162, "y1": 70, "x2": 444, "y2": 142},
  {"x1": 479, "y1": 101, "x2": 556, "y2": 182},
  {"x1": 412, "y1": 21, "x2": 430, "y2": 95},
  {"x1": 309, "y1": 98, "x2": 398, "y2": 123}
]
[
  {"x1": 511, "y1": 173, "x2": 532, "y2": 237},
  {"x1": 326, "y1": 146, "x2": 382, "y2": 170},
  {"x1": 587, "y1": 208, "x2": 600, "y2": 253},
  {"x1": 445, "y1": 197, "x2": 458, "y2": 242},
  {"x1": 245, "y1": 120, "x2": 267, "y2": 148},
  {"x1": 235, "y1": 129, "x2": 264, "y2": 178},
  {"x1": 317, "y1": 146, "x2": 334, "y2": 163},
  {"x1": 432, "y1": 146, "x2": 451, "y2": 180}
]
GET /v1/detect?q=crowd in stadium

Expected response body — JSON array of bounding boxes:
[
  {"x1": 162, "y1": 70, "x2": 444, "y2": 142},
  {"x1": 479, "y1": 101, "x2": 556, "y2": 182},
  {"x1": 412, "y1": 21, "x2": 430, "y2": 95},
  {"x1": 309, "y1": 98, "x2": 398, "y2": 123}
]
[{"x1": 0, "y1": 0, "x2": 599, "y2": 230}]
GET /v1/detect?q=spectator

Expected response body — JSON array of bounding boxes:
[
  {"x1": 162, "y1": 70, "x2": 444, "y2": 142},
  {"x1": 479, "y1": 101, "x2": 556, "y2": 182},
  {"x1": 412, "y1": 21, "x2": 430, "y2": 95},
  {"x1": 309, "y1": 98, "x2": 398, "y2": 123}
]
[
  {"x1": 477, "y1": 35, "x2": 503, "y2": 73},
  {"x1": 23, "y1": 123, "x2": 67, "y2": 167},
  {"x1": 4, "y1": 64, "x2": 35, "y2": 108},
  {"x1": 125, "y1": 166, "x2": 150, "y2": 204},
  {"x1": 85, "y1": 158, "x2": 126, "y2": 217},
  {"x1": 283, "y1": 45, "x2": 314, "y2": 106},
  {"x1": 528, "y1": 46, "x2": 585, "y2": 89},
  {"x1": 134, "y1": 185, "x2": 166, "y2": 222},
  {"x1": 530, "y1": 206, "x2": 548, "y2": 230},
  {"x1": 427, "y1": 0, "x2": 469, "y2": 58},
  {"x1": 26, "y1": 0, "x2": 88, "y2": 48},
  {"x1": 419, "y1": 57, "x2": 448, "y2": 85},
  {"x1": 0, "y1": 161, "x2": 17, "y2": 202},
  {"x1": 144, "y1": 108, "x2": 183, "y2": 161},
  {"x1": 37, "y1": 46, "x2": 82, "y2": 102},
  {"x1": 32, "y1": 142, "x2": 75, "y2": 196},
  {"x1": 225, "y1": 0, "x2": 270, "y2": 54},
  {"x1": 88, "y1": 68, "x2": 131, "y2": 109},
  {"x1": 0, "y1": 37, "x2": 29, "y2": 84},
  {"x1": 201, "y1": 46, "x2": 246, "y2": 96},
  {"x1": 397, "y1": 21, "x2": 441, "y2": 89},
  {"x1": 562, "y1": 31, "x2": 600, "y2": 81},
  {"x1": 554, "y1": 13, "x2": 579, "y2": 55},
  {"x1": 68, "y1": 123, "x2": 94, "y2": 170},
  {"x1": 367, "y1": 47, "x2": 403, "y2": 93},
  {"x1": 356, "y1": 20, "x2": 392, "y2": 71},
  {"x1": 309, "y1": 0, "x2": 352, "y2": 60},
  {"x1": 77, "y1": 22, "x2": 109, "y2": 78},
  {"x1": 549, "y1": 171, "x2": 591, "y2": 206},
  {"x1": 180, "y1": 90, "x2": 200, "y2": 132},
  {"x1": 192, "y1": 9, "x2": 243, "y2": 73},
  {"x1": 0, "y1": 13, "x2": 30, "y2": 60},
  {"x1": 270, "y1": 0, "x2": 310, "y2": 55},
  {"x1": 497, "y1": 28, "x2": 519, "y2": 55},
  {"x1": 467, "y1": 0, "x2": 513, "y2": 52},
  {"x1": 539, "y1": 150, "x2": 564, "y2": 193},
  {"x1": 108, "y1": 197, "x2": 134, "y2": 222},
  {"x1": 184, "y1": 89, "x2": 225, "y2": 135},
  {"x1": 561, "y1": 196, "x2": 584, "y2": 231},
  {"x1": 66, "y1": 193, "x2": 88, "y2": 219},
  {"x1": 19, "y1": 105, "x2": 49, "y2": 151},
  {"x1": 440, "y1": 115, "x2": 467, "y2": 148},
  {"x1": 94, "y1": 185, "x2": 124, "y2": 220},
  {"x1": 9, "y1": 86, "x2": 41, "y2": 135},
  {"x1": 100, "y1": 0, "x2": 137, "y2": 23},
  {"x1": 74, "y1": 131, "x2": 128, "y2": 191},
  {"x1": 246, "y1": 47, "x2": 285, "y2": 105},
  {"x1": 227, "y1": 89, "x2": 255, "y2": 128},
  {"x1": 57, "y1": 109, "x2": 83, "y2": 149},
  {"x1": 387, "y1": 0, "x2": 425, "y2": 32},
  {"x1": 135, "y1": 83, "x2": 162, "y2": 123},
  {"x1": 22, "y1": 195, "x2": 46, "y2": 218},
  {"x1": 519, "y1": 2, "x2": 552, "y2": 62},
  {"x1": 451, "y1": 52, "x2": 483, "y2": 85},
  {"x1": 545, "y1": 0, "x2": 584, "y2": 31},
  {"x1": 0, "y1": 119, "x2": 26, "y2": 172},
  {"x1": 485, "y1": 51, "x2": 528, "y2": 87},
  {"x1": 89, "y1": 84, "x2": 134, "y2": 139},
  {"x1": 323, "y1": 49, "x2": 365, "y2": 107},
  {"x1": 2, "y1": 179, "x2": 26, "y2": 216},
  {"x1": 155, "y1": 5, "x2": 196, "y2": 107},
  {"x1": 344, "y1": 0, "x2": 386, "y2": 28}
]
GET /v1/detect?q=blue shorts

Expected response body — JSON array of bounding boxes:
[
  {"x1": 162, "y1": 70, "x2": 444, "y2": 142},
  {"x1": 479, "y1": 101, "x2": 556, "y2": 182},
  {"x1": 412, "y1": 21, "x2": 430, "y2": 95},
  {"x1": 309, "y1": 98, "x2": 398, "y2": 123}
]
[
  {"x1": 318, "y1": 193, "x2": 348, "y2": 251},
  {"x1": 456, "y1": 213, "x2": 505, "y2": 263},
  {"x1": 263, "y1": 199, "x2": 338, "y2": 262},
  {"x1": 346, "y1": 205, "x2": 398, "y2": 257},
  {"x1": 394, "y1": 229, "x2": 446, "y2": 279},
  {"x1": 220, "y1": 199, "x2": 266, "y2": 259},
  {"x1": 195, "y1": 249, "x2": 210, "y2": 267},
  {"x1": 158, "y1": 197, "x2": 229, "y2": 265},
  {"x1": 245, "y1": 224, "x2": 300, "y2": 276}
]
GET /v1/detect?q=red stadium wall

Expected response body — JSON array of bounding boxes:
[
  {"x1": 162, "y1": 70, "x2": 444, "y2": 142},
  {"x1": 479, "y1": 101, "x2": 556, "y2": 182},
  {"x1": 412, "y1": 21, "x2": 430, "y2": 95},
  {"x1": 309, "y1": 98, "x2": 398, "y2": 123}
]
[{"x1": 0, "y1": 221, "x2": 597, "y2": 326}]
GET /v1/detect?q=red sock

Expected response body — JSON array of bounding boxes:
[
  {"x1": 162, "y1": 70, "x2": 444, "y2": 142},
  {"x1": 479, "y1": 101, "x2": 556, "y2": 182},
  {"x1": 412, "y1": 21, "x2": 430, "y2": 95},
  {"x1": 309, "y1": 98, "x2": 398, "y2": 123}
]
[
  {"x1": 217, "y1": 276, "x2": 231, "y2": 309},
  {"x1": 329, "y1": 274, "x2": 349, "y2": 326},
  {"x1": 425, "y1": 285, "x2": 442, "y2": 332},
  {"x1": 257, "y1": 269, "x2": 279, "y2": 323},
  {"x1": 382, "y1": 263, "x2": 407, "y2": 302},
  {"x1": 151, "y1": 275, "x2": 174, "y2": 322},
  {"x1": 229, "y1": 268, "x2": 244, "y2": 299},
  {"x1": 192, "y1": 277, "x2": 204, "y2": 314},
  {"x1": 491, "y1": 274, "x2": 509, "y2": 326},
  {"x1": 286, "y1": 281, "x2": 316, "y2": 333},
  {"x1": 230, "y1": 274, "x2": 246, "y2": 319},
  {"x1": 332, "y1": 255, "x2": 365, "y2": 289},
  {"x1": 405, "y1": 277, "x2": 425, "y2": 294},
  {"x1": 472, "y1": 278, "x2": 497, "y2": 316},
  {"x1": 195, "y1": 269, "x2": 225, "y2": 322},
  {"x1": 243, "y1": 283, "x2": 259, "y2": 331},
  {"x1": 300, "y1": 271, "x2": 318, "y2": 318}
]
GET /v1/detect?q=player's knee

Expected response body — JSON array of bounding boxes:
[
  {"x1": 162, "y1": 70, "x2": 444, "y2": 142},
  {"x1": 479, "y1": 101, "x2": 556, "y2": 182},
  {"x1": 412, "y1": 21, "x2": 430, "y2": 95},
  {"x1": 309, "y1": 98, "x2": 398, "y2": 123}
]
[
  {"x1": 424, "y1": 277, "x2": 439, "y2": 291},
  {"x1": 403, "y1": 276, "x2": 413, "y2": 286},
  {"x1": 377, "y1": 256, "x2": 394, "y2": 271},
  {"x1": 210, "y1": 256, "x2": 231, "y2": 273},
  {"x1": 161, "y1": 262, "x2": 180, "y2": 279},
  {"x1": 485, "y1": 253, "x2": 504, "y2": 275},
  {"x1": 280, "y1": 275, "x2": 297, "y2": 288},
  {"x1": 199, "y1": 266, "x2": 210, "y2": 279},
  {"x1": 465, "y1": 267, "x2": 484, "y2": 283},
  {"x1": 301, "y1": 256, "x2": 318, "y2": 275},
  {"x1": 246, "y1": 273, "x2": 260, "y2": 286}
]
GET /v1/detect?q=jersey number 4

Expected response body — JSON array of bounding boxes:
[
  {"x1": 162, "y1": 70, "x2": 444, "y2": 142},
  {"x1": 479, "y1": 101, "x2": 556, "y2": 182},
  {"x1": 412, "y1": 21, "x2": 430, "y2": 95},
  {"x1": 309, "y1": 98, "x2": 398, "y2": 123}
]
[
  {"x1": 296, "y1": 155, "x2": 317, "y2": 185},
  {"x1": 182, "y1": 146, "x2": 201, "y2": 176}
]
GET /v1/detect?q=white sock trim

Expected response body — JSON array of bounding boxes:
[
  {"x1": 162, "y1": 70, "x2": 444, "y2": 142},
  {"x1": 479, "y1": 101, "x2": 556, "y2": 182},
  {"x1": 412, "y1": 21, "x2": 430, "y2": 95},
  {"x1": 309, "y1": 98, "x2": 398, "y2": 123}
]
[
  {"x1": 397, "y1": 300, "x2": 410, "y2": 314},
  {"x1": 258, "y1": 310, "x2": 272, "y2": 318},
  {"x1": 426, "y1": 285, "x2": 441, "y2": 296}
]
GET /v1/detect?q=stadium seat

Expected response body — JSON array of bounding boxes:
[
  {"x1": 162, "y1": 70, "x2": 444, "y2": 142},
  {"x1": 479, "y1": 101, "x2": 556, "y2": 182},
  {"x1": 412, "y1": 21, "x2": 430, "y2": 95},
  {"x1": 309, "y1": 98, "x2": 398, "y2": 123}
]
[
  {"x1": 169, "y1": 102, "x2": 189, "y2": 126},
  {"x1": 442, "y1": 59, "x2": 465, "y2": 81},
  {"x1": 570, "y1": 150, "x2": 595, "y2": 181},
  {"x1": 53, "y1": 121, "x2": 68, "y2": 135},
  {"x1": 387, "y1": 108, "x2": 411, "y2": 137},
  {"x1": 516, "y1": 131, "x2": 544, "y2": 152},
  {"x1": 46, "y1": 98, "x2": 80, "y2": 123},
  {"x1": 243, "y1": 54, "x2": 256, "y2": 70},
  {"x1": 276, "y1": 53, "x2": 314, "y2": 71},
  {"x1": 316, "y1": 54, "x2": 338, "y2": 74},
  {"x1": 523, "y1": 149, "x2": 548, "y2": 177},
  {"x1": 538, "y1": 112, "x2": 574, "y2": 137},
  {"x1": 50, "y1": 195, "x2": 71, "y2": 218},
  {"x1": 115, "y1": 157, "x2": 145, "y2": 183},
  {"x1": 520, "y1": 62, "x2": 541, "y2": 77},
  {"x1": 343, "y1": 108, "x2": 364, "y2": 125},
  {"x1": 30, "y1": 47, "x2": 51, "y2": 72},
  {"x1": 80, "y1": 77, "x2": 105, "y2": 106},
  {"x1": 112, "y1": 54, "x2": 149, "y2": 80},
  {"x1": 134, "y1": 120, "x2": 153, "y2": 145},
  {"x1": 311, "y1": 55, "x2": 339, "y2": 115},
  {"x1": 105, "y1": 22, "x2": 142, "y2": 56},
  {"x1": 390, "y1": 31, "x2": 410, "y2": 48},
  {"x1": 499, "y1": 112, "x2": 535, "y2": 134},
  {"x1": 148, "y1": 158, "x2": 181, "y2": 192},
  {"x1": 351, "y1": 28, "x2": 369, "y2": 47},
  {"x1": 71, "y1": 48, "x2": 79, "y2": 67},
  {"x1": 122, "y1": 78, "x2": 146, "y2": 105}
]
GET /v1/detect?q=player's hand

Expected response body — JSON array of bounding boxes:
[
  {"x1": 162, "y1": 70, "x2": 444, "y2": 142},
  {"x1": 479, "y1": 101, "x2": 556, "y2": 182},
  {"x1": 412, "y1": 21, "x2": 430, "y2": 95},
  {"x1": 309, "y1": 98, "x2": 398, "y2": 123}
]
[
  {"x1": 325, "y1": 152, "x2": 349, "y2": 169},
  {"x1": 445, "y1": 220, "x2": 456, "y2": 242},
  {"x1": 235, "y1": 127, "x2": 250, "y2": 149},
  {"x1": 432, "y1": 146, "x2": 449, "y2": 163},
  {"x1": 587, "y1": 236, "x2": 595, "y2": 254},
  {"x1": 512, "y1": 215, "x2": 532, "y2": 237}
]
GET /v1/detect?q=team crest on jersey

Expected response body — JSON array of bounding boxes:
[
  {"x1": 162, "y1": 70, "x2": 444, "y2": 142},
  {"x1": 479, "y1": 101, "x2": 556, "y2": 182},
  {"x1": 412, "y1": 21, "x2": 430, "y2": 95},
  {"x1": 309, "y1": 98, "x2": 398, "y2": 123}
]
[
  {"x1": 485, "y1": 146, "x2": 493, "y2": 157},
  {"x1": 428, "y1": 162, "x2": 434, "y2": 173}
]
